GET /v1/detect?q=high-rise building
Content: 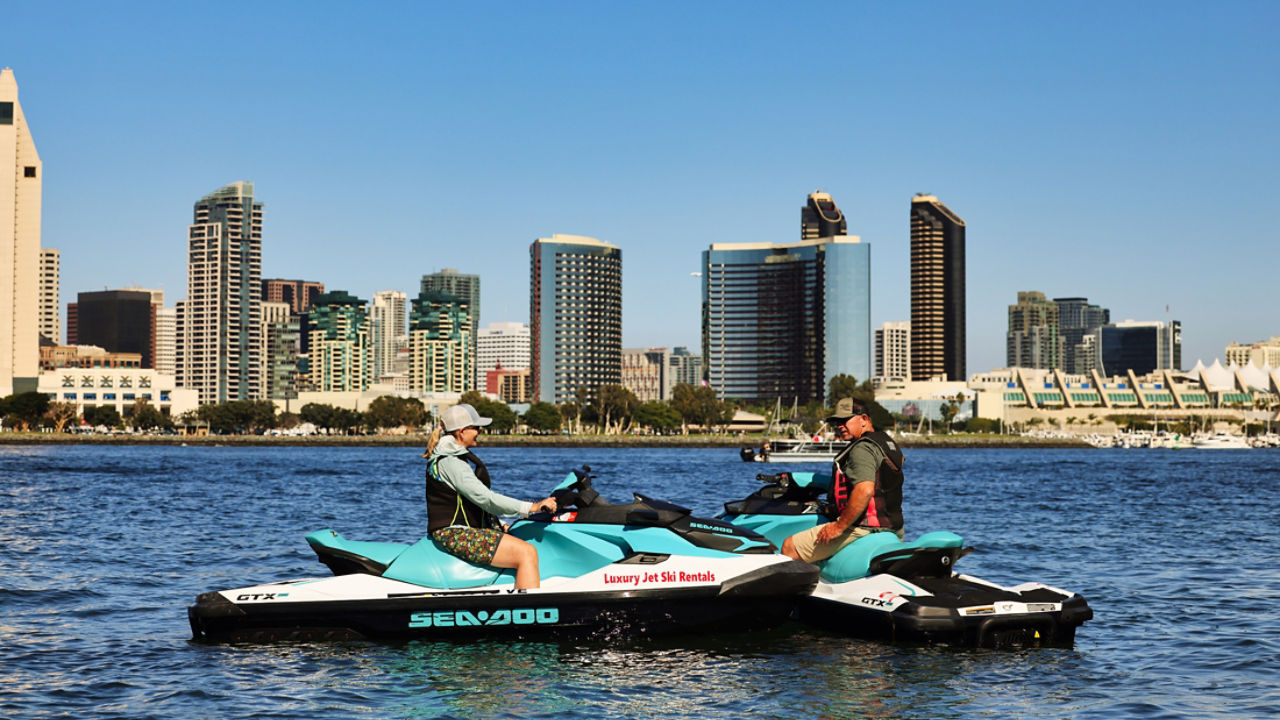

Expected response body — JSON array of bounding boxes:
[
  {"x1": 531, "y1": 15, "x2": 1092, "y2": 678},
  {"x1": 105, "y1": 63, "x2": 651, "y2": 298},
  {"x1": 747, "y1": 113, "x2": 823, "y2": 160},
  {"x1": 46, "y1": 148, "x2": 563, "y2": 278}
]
[
  {"x1": 801, "y1": 191, "x2": 848, "y2": 240},
  {"x1": 1, "y1": 68, "x2": 42, "y2": 396},
  {"x1": 261, "y1": 279, "x2": 325, "y2": 315},
  {"x1": 874, "y1": 321, "x2": 911, "y2": 378},
  {"x1": 1099, "y1": 319, "x2": 1182, "y2": 376},
  {"x1": 476, "y1": 321, "x2": 530, "y2": 381},
  {"x1": 622, "y1": 347, "x2": 672, "y2": 402},
  {"x1": 530, "y1": 235, "x2": 622, "y2": 404},
  {"x1": 371, "y1": 290, "x2": 407, "y2": 382},
  {"x1": 408, "y1": 289, "x2": 472, "y2": 393},
  {"x1": 703, "y1": 234, "x2": 869, "y2": 405},
  {"x1": 307, "y1": 290, "x2": 370, "y2": 392},
  {"x1": 261, "y1": 300, "x2": 299, "y2": 400},
  {"x1": 910, "y1": 194, "x2": 965, "y2": 381},
  {"x1": 668, "y1": 346, "x2": 702, "y2": 388},
  {"x1": 176, "y1": 181, "x2": 263, "y2": 404},
  {"x1": 38, "y1": 248, "x2": 58, "y2": 344},
  {"x1": 1007, "y1": 291, "x2": 1063, "y2": 370},
  {"x1": 155, "y1": 305, "x2": 176, "y2": 378},
  {"x1": 421, "y1": 269, "x2": 480, "y2": 386},
  {"x1": 1055, "y1": 297, "x2": 1110, "y2": 375},
  {"x1": 68, "y1": 289, "x2": 157, "y2": 368}
]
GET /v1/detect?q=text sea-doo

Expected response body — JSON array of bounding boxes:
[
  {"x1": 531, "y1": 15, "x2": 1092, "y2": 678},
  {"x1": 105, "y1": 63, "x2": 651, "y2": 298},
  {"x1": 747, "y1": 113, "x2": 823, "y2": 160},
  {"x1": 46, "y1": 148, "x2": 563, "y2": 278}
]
[
  {"x1": 719, "y1": 472, "x2": 1092, "y2": 648},
  {"x1": 189, "y1": 468, "x2": 819, "y2": 642}
]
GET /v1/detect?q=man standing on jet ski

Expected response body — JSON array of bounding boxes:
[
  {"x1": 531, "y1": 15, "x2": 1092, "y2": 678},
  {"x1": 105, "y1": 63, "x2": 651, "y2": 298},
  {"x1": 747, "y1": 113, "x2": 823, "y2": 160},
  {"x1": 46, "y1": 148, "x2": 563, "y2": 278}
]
[
  {"x1": 424, "y1": 404, "x2": 558, "y2": 589},
  {"x1": 781, "y1": 397, "x2": 905, "y2": 563}
]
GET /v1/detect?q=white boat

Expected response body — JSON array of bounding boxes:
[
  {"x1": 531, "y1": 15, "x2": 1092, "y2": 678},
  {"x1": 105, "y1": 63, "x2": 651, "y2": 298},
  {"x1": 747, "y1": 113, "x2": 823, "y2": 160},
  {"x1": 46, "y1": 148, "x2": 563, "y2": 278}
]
[
  {"x1": 740, "y1": 437, "x2": 844, "y2": 463},
  {"x1": 1191, "y1": 432, "x2": 1251, "y2": 449}
]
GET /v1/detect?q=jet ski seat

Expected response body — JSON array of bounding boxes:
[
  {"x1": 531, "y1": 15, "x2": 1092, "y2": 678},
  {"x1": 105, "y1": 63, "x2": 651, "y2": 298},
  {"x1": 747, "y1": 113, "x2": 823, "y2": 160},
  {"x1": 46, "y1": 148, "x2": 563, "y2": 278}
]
[{"x1": 820, "y1": 531, "x2": 965, "y2": 583}]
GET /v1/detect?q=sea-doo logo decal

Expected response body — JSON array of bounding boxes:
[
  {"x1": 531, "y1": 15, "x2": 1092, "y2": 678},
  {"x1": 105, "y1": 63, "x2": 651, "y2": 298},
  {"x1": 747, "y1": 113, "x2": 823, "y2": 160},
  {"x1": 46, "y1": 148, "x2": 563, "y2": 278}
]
[
  {"x1": 689, "y1": 521, "x2": 734, "y2": 535},
  {"x1": 407, "y1": 608, "x2": 559, "y2": 628}
]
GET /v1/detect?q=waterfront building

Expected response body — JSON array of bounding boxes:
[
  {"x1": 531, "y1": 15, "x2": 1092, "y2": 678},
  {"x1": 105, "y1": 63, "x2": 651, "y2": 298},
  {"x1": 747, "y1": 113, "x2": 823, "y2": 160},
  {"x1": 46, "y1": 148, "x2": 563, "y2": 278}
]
[
  {"x1": 155, "y1": 306, "x2": 176, "y2": 378},
  {"x1": 1225, "y1": 338, "x2": 1280, "y2": 368},
  {"x1": 1099, "y1": 319, "x2": 1181, "y2": 376},
  {"x1": 1, "y1": 68, "x2": 42, "y2": 396},
  {"x1": 371, "y1": 290, "x2": 407, "y2": 382},
  {"x1": 38, "y1": 364, "x2": 198, "y2": 418},
  {"x1": 485, "y1": 362, "x2": 532, "y2": 404},
  {"x1": 421, "y1": 269, "x2": 480, "y2": 386},
  {"x1": 622, "y1": 347, "x2": 671, "y2": 402},
  {"x1": 261, "y1": 300, "x2": 299, "y2": 401},
  {"x1": 177, "y1": 182, "x2": 263, "y2": 404},
  {"x1": 39, "y1": 248, "x2": 58, "y2": 344},
  {"x1": 910, "y1": 194, "x2": 965, "y2": 381},
  {"x1": 530, "y1": 235, "x2": 622, "y2": 404},
  {"x1": 702, "y1": 234, "x2": 869, "y2": 405},
  {"x1": 40, "y1": 344, "x2": 141, "y2": 370},
  {"x1": 1055, "y1": 297, "x2": 1109, "y2": 375},
  {"x1": 668, "y1": 346, "x2": 702, "y2": 388},
  {"x1": 875, "y1": 321, "x2": 911, "y2": 379},
  {"x1": 307, "y1": 290, "x2": 371, "y2": 393},
  {"x1": 477, "y1": 321, "x2": 530, "y2": 381},
  {"x1": 261, "y1": 279, "x2": 324, "y2": 315},
  {"x1": 67, "y1": 289, "x2": 158, "y2": 369},
  {"x1": 408, "y1": 290, "x2": 472, "y2": 394},
  {"x1": 1007, "y1": 291, "x2": 1063, "y2": 370},
  {"x1": 801, "y1": 191, "x2": 847, "y2": 240}
]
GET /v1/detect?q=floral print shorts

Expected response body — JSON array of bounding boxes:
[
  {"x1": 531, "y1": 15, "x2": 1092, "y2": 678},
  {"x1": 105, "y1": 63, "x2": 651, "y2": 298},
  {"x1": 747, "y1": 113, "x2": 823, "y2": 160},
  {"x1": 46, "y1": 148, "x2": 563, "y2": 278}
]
[{"x1": 431, "y1": 526, "x2": 504, "y2": 565}]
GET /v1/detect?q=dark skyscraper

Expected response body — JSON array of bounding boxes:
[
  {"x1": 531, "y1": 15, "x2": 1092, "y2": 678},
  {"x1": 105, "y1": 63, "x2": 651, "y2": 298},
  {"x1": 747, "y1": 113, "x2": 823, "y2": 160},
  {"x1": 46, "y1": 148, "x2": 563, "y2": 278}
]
[
  {"x1": 801, "y1": 191, "x2": 847, "y2": 240},
  {"x1": 67, "y1": 289, "x2": 156, "y2": 368},
  {"x1": 910, "y1": 194, "x2": 966, "y2": 381},
  {"x1": 1055, "y1": 297, "x2": 1110, "y2": 374}
]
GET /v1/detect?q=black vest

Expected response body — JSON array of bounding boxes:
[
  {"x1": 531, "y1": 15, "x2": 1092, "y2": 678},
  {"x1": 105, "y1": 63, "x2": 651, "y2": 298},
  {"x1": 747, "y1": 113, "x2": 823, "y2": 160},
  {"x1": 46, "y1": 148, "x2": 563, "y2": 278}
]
[
  {"x1": 829, "y1": 430, "x2": 905, "y2": 531},
  {"x1": 426, "y1": 451, "x2": 497, "y2": 533}
]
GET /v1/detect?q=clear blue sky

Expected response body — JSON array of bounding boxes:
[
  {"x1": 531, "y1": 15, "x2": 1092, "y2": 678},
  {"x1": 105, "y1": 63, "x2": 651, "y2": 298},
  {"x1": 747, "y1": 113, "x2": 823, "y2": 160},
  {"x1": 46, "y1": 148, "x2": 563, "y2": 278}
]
[{"x1": 8, "y1": 1, "x2": 1278, "y2": 374}]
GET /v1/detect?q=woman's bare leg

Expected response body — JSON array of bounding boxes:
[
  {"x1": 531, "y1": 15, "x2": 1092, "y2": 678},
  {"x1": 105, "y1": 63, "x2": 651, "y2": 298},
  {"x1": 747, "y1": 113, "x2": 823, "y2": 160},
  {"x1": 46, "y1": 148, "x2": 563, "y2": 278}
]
[{"x1": 490, "y1": 535, "x2": 541, "y2": 589}]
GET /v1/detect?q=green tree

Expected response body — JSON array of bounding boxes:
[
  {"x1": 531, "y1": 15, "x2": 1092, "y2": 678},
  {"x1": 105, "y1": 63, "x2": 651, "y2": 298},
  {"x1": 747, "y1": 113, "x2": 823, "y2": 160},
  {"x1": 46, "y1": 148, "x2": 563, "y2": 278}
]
[
  {"x1": 827, "y1": 374, "x2": 863, "y2": 405},
  {"x1": 634, "y1": 400, "x2": 681, "y2": 434},
  {"x1": 523, "y1": 402, "x2": 562, "y2": 433},
  {"x1": 44, "y1": 401, "x2": 79, "y2": 432},
  {"x1": 365, "y1": 395, "x2": 427, "y2": 432},
  {"x1": 1, "y1": 391, "x2": 50, "y2": 431},
  {"x1": 83, "y1": 404, "x2": 122, "y2": 429},
  {"x1": 474, "y1": 398, "x2": 518, "y2": 433},
  {"x1": 127, "y1": 400, "x2": 169, "y2": 431},
  {"x1": 596, "y1": 384, "x2": 639, "y2": 434},
  {"x1": 670, "y1": 383, "x2": 732, "y2": 433}
]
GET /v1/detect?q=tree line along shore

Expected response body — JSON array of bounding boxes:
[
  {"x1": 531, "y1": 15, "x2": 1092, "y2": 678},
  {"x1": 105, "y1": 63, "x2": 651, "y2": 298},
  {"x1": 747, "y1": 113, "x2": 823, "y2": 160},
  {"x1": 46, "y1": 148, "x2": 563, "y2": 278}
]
[{"x1": 0, "y1": 431, "x2": 1091, "y2": 449}]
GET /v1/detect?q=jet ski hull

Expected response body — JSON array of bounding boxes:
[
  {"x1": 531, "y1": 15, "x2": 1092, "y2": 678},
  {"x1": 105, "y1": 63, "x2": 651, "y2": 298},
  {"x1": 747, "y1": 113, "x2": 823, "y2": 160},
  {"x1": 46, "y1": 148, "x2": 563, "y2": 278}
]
[{"x1": 189, "y1": 557, "x2": 818, "y2": 642}]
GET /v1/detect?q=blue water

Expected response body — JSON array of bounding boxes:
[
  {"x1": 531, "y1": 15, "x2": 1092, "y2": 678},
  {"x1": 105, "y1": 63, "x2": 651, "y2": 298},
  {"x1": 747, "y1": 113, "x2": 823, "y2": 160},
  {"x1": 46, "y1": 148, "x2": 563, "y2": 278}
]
[{"x1": 2, "y1": 444, "x2": 1278, "y2": 719}]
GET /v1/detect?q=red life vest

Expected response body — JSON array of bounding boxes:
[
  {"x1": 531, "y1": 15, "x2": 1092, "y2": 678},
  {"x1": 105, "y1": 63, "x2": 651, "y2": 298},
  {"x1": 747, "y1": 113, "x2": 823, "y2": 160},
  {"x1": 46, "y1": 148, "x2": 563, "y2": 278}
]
[{"x1": 829, "y1": 431, "x2": 904, "y2": 531}]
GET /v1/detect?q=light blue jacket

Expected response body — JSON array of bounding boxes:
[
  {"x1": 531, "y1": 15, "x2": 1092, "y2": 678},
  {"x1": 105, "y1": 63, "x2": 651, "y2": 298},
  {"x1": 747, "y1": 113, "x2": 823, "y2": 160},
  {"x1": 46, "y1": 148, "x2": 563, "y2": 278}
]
[{"x1": 429, "y1": 436, "x2": 533, "y2": 518}]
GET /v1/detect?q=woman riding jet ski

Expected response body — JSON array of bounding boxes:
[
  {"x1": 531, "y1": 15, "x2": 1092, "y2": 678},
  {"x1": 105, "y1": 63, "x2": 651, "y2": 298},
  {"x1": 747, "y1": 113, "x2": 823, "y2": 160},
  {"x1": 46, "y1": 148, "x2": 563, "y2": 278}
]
[
  {"x1": 188, "y1": 468, "x2": 819, "y2": 642},
  {"x1": 719, "y1": 472, "x2": 1093, "y2": 648}
]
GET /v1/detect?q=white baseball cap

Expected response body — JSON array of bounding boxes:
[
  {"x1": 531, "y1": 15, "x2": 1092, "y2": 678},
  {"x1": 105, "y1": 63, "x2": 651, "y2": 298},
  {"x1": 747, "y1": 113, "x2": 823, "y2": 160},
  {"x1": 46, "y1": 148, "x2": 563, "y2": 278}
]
[{"x1": 440, "y1": 403, "x2": 493, "y2": 432}]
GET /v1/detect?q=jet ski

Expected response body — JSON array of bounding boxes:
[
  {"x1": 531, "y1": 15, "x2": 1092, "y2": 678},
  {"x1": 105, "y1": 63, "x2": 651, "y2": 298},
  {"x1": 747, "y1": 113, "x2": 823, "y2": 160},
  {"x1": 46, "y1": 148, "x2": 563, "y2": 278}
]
[
  {"x1": 718, "y1": 472, "x2": 1093, "y2": 648},
  {"x1": 188, "y1": 467, "x2": 819, "y2": 642}
]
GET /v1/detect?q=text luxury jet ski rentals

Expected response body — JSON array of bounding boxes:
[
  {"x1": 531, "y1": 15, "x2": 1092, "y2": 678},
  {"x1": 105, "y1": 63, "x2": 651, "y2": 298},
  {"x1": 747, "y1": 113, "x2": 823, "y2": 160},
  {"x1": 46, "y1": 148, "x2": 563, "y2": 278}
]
[
  {"x1": 719, "y1": 472, "x2": 1093, "y2": 648},
  {"x1": 189, "y1": 467, "x2": 819, "y2": 642}
]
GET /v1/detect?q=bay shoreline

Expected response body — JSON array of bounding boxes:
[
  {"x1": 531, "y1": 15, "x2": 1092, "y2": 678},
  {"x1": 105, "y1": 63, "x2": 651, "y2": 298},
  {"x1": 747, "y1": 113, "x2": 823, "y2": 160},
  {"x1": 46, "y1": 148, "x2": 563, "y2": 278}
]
[{"x1": 0, "y1": 432, "x2": 1092, "y2": 449}]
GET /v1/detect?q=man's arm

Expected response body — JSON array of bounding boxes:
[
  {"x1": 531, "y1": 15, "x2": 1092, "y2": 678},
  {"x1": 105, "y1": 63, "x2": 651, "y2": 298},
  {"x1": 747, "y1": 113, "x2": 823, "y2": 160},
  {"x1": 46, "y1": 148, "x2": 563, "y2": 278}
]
[{"x1": 816, "y1": 481, "x2": 872, "y2": 543}]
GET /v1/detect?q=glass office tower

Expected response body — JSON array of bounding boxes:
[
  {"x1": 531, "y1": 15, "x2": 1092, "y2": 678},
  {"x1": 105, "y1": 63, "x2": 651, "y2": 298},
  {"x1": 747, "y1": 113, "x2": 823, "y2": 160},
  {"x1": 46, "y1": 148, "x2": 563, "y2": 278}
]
[{"x1": 702, "y1": 236, "x2": 870, "y2": 404}]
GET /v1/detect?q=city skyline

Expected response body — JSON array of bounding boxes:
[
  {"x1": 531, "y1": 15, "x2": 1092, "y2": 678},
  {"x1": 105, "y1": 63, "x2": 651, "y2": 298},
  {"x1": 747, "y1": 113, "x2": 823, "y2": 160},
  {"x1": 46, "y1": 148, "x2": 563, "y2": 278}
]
[{"x1": 5, "y1": 2, "x2": 1279, "y2": 376}]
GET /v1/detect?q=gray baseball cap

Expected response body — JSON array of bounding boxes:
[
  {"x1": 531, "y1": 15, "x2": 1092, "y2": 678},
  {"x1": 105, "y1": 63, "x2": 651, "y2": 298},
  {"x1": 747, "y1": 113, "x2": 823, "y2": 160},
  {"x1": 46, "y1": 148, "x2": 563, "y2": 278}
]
[{"x1": 440, "y1": 403, "x2": 493, "y2": 432}]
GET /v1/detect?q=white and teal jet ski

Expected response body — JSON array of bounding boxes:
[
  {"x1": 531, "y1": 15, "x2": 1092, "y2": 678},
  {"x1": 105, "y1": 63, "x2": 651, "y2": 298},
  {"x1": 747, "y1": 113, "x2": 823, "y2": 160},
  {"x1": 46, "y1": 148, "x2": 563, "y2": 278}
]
[
  {"x1": 188, "y1": 467, "x2": 819, "y2": 642},
  {"x1": 718, "y1": 472, "x2": 1093, "y2": 648}
]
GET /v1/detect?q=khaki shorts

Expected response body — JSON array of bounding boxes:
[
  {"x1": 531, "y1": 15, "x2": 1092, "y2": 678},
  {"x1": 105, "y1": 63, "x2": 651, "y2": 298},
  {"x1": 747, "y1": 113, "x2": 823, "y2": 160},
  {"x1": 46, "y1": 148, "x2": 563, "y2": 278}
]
[{"x1": 788, "y1": 523, "x2": 904, "y2": 563}]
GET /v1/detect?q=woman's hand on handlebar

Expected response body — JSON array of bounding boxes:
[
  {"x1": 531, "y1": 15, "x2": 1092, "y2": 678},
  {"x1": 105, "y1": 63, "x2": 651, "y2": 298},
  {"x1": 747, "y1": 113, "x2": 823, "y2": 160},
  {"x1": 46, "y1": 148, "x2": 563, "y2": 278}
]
[{"x1": 532, "y1": 497, "x2": 558, "y2": 514}]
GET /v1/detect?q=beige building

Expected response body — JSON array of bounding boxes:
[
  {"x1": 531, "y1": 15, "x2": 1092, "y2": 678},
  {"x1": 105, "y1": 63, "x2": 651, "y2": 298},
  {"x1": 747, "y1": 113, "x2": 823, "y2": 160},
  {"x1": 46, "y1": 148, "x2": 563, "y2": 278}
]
[
  {"x1": 38, "y1": 248, "x2": 59, "y2": 344},
  {"x1": 1225, "y1": 338, "x2": 1280, "y2": 369},
  {"x1": 1, "y1": 68, "x2": 42, "y2": 396}
]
